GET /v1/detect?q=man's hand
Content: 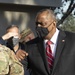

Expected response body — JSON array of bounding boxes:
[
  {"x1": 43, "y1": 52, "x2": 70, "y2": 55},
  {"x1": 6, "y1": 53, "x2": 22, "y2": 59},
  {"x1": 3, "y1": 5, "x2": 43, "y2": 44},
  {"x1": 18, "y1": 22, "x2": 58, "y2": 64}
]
[
  {"x1": 2, "y1": 32, "x2": 18, "y2": 40},
  {"x1": 16, "y1": 49, "x2": 28, "y2": 61}
]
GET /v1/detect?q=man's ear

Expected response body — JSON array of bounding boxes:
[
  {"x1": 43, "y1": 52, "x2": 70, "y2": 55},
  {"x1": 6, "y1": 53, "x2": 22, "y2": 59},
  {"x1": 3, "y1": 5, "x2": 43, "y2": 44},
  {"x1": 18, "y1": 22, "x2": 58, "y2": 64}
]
[{"x1": 53, "y1": 21, "x2": 57, "y2": 27}]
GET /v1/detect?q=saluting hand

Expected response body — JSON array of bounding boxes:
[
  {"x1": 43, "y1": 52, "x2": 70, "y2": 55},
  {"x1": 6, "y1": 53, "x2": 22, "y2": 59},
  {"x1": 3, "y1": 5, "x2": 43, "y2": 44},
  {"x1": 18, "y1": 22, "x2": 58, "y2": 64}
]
[{"x1": 2, "y1": 32, "x2": 19, "y2": 40}]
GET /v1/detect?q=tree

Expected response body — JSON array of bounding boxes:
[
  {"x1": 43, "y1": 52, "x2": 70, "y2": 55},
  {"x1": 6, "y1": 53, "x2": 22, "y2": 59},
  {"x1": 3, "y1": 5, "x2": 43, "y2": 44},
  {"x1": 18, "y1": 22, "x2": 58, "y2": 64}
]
[
  {"x1": 54, "y1": 0, "x2": 75, "y2": 26},
  {"x1": 59, "y1": 14, "x2": 75, "y2": 32}
]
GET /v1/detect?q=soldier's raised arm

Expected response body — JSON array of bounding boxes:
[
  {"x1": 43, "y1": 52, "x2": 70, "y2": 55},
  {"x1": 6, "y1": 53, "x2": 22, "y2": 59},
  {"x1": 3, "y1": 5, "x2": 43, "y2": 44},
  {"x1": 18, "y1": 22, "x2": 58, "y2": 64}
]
[{"x1": 0, "y1": 31, "x2": 18, "y2": 45}]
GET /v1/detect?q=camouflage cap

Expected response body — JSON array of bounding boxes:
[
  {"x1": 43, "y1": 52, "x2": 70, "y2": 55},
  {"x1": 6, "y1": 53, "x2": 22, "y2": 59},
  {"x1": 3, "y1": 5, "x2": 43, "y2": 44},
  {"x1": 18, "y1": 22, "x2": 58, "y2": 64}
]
[{"x1": 20, "y1": 28, "x2": 32, "y2": 41}]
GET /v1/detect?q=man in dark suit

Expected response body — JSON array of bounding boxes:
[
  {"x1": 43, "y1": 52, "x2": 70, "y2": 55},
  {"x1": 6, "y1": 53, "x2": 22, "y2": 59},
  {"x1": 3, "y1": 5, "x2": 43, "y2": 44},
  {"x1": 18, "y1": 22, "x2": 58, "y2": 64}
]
[
  {"x1": 1, "y1": 9, "x2": 75, "y2": 75},
  {"x1": 23, "y1": 9, "x2": 75, "y2": 75}
]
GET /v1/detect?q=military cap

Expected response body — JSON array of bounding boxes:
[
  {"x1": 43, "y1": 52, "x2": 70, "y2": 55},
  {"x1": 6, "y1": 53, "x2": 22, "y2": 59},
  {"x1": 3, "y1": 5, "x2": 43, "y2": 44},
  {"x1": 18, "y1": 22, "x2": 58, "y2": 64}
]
[{"x1": 20, "y1": 28, "x2": 32, "y2": 42}]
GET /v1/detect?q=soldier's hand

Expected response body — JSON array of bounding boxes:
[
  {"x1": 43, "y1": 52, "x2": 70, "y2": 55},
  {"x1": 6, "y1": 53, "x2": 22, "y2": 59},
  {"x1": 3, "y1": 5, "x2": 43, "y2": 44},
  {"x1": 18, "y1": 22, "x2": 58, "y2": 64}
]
[
  {"x1": 16, "y1": 49, "x2": 28, "y2": 61},
  {"x1": 2, "y1": 32, "x2": 18, "y2": 40}
]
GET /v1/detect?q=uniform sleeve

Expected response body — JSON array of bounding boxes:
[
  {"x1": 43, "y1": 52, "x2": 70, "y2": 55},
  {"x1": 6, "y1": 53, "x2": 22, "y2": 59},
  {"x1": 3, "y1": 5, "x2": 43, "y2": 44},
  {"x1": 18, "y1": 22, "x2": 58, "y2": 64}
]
[
  {"x1": 0, "y1": 37, "x2": 6, "y2": 45},
  {"x1": 0, "y1": 46, "x2": 10, "y2": 75},
  {"x1": 9, "y1": 50, "x2": 24, "y2": 75},
  {"x1": 0, "y1": 45, "x2": 24, "y2": 75}
]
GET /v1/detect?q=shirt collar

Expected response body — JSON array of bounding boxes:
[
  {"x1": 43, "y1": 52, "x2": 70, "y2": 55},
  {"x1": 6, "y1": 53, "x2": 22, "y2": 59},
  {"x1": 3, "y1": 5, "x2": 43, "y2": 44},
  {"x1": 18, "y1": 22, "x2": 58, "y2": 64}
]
[
  {"x1": 51, "y1": 28, "x2": 59, "y2": 44},
  {"x1": 44, "y1": 28, "x2": 59, "y2": 44}
]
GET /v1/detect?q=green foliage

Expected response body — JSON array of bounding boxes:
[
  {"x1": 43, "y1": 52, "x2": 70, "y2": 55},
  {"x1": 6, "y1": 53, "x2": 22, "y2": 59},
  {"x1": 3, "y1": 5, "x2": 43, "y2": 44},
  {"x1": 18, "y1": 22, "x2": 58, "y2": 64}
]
[{"x1": 59, "y1": 14, "x2": 75, "y2": 32}]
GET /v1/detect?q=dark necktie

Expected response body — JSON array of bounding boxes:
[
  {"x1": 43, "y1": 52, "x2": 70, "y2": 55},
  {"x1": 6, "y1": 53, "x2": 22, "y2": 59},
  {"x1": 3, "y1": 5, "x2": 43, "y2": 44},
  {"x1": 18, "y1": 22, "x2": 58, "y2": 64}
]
[{"x1": 46, "y1": 40, "x2": 54, "y2": 71}]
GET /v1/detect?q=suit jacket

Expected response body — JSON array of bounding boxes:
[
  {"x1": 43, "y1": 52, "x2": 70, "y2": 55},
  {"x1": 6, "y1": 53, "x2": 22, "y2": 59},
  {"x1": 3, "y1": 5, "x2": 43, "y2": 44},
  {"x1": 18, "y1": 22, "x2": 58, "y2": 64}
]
[{"x1": 25, "y1": 30, "x2": 75, "y2": 75}]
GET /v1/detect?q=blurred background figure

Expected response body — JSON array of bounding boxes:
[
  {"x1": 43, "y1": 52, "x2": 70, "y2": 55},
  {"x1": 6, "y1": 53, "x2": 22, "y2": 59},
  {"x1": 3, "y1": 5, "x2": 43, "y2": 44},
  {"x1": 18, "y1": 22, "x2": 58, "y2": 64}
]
[
  {"x1": 6, "y1": 25, "x2": 21, "y2": 52},
  {"x1": 20, "y1": 28, "x2": 35, "y2": 75},
  {"x1": 20, "y1": 28, "x2": 35, "y2": 43},
  {"x1": 6, "y1": 25, "x2": 29, "y2": 75}
]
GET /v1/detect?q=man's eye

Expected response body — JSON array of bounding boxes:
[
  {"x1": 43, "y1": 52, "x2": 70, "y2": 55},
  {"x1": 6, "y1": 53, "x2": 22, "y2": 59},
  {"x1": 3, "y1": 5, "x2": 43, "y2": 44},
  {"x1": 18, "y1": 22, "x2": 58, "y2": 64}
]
[{"x1": 36, "y1": 22, "x2": 42, "y2": 25}]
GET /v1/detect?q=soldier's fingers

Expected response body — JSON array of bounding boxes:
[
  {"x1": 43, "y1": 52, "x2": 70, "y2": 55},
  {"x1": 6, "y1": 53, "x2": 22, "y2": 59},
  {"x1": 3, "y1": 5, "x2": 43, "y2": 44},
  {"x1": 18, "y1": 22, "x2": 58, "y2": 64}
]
[
  {"x1": 20, "y1": 50, "x2": 28, "y2": 54},
  {"x1": 16, "y1": 54, "x2": 22, "y2": 61},
  {"x1": 20, "y1": 53, "x2": 26, "y2": 57},
  {"x1": 19, "y1": 53, "x2": 28, "y2": 58},
  {"x1": 18, "y1": 53, "x2": 28, "y2": 61},
  {"x1": 20, "y1": 51, "x2": 28, "y2": 57},
  {"x1": 16, "y1": 54, "x2": 20, "y2": 60},
  {"x1": 25, "y1": 52, "x2": 28, "y2": 56},
  {"x1": 18, "y1": 50, "x2": 28, "y2": 56},
  {"x1": 18, "y1": 58, "x2": 21, "y2": 61},
  {"x1": 16, "y1": 50, "x2": 28, "y2": 61},
  {"x1": 18, "y1": 55, "x2": 25, "y2": 60}
]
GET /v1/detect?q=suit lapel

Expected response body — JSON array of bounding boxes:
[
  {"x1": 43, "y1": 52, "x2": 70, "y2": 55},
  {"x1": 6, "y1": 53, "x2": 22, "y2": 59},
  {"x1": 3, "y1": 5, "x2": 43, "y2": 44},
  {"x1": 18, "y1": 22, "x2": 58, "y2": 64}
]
[
  {"x1": 37, "y1": 31, "x2": 66, "y2": 74},
  {"x1": 52, "y1": 31, "x2": 66, "y2": 74},
  {"x1": 37, "y1": 38, "x2": 50, "y2": 74}
]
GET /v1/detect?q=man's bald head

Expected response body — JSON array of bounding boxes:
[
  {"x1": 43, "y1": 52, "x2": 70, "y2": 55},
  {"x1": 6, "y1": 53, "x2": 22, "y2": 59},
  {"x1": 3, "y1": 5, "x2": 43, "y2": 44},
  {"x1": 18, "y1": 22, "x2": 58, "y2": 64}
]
[{"x1": 36, "y1": 9, "x2": 57, "y2": 22}]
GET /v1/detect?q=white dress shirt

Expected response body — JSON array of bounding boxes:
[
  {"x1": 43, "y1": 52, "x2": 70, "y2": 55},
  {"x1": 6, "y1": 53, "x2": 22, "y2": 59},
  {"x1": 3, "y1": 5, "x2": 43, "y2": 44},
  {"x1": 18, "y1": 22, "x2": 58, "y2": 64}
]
[{"x1": 44, "y1": 28, "x2": 59, "y2": 57}]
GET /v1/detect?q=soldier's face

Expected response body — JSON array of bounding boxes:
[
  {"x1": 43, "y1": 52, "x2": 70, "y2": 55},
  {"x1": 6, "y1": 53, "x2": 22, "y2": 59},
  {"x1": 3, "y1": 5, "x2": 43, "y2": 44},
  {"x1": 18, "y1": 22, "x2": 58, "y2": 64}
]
[
  {"x1": 7, "y1": 27, "x2": 20, "y2": 47},
  {"x1": 7, "y1": 27, "x2": 20, "y2": 38}
]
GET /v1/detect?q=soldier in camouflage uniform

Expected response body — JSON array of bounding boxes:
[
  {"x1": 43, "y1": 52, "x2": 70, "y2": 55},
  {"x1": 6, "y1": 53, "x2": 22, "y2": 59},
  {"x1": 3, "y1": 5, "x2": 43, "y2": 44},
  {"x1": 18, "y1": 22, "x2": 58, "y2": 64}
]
[
  {"x1": 0, "y1": 44, "x2": 24, "y2": 75},
  {"x1": 20, "y1": 28, "x2": 35, "y2": 43}
]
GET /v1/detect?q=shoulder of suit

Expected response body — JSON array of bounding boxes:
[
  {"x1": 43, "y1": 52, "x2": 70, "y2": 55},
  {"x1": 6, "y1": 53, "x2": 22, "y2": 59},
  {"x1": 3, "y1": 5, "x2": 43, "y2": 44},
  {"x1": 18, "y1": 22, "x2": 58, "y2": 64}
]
[
  {"x1": 65, "y1": 31, "x2": 75, "y2": 36},
  {"x1": 64, "y1": 31, "x2": 75, "y2": 40},
  {"x1": 58, "y1": 28, "x2": 75, "y2": 36}
]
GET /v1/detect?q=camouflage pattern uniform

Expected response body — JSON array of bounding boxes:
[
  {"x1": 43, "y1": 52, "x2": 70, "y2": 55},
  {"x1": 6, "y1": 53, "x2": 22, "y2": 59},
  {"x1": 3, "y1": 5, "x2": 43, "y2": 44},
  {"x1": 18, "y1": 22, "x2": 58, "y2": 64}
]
[
  {"x1": 20, "y1": 28, "x2": 32, "y2": 42},
  {"x1": 0, "y1": 45, "x2": 24, "y2": 75}
]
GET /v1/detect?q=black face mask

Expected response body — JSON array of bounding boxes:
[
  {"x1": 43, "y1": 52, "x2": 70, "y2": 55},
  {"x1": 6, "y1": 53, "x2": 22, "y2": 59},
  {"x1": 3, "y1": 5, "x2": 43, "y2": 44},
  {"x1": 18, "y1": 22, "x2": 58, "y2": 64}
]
[
  {"x1": 7, "y1": 37, "x2": 19, "y2": 47},
  {"x1": 36, "y1": 27, "x2": 49, "y2": 38}
]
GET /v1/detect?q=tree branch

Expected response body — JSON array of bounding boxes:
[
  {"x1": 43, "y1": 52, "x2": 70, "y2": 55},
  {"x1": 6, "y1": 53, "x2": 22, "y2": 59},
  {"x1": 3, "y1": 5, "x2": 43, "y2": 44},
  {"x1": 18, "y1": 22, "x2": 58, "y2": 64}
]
[{"x1": 57, "y1": 0, "x2": 74, "y2": 26}]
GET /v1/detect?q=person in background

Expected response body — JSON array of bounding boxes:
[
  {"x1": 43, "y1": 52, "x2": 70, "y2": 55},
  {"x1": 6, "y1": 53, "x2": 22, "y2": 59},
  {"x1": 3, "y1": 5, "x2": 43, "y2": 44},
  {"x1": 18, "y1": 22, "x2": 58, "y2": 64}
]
[
  {"x1": 0, "y1": 25, "x2": 28, "y2": 75},
  {"x1": 20, "y1": 28, "x2": 35, "y2": 43},
  {"x1": 15, "y1": 9, "x2": 75, "y2": 75},
  {"x1": 6, "y1": 25, "x2": 21, "y2": 52},
  {"x1": 19, "y1": 28, "x2": 35, "y2": 75}
]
